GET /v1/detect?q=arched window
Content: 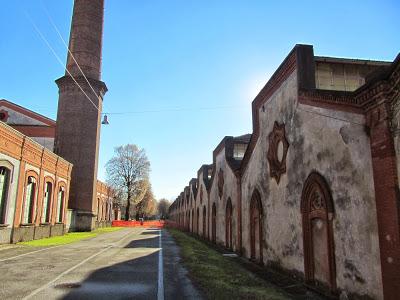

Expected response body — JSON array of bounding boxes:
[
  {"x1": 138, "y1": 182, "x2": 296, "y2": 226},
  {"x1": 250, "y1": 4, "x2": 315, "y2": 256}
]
[
  {"x1": 212, "y1": 203, "x2": 216, "y2": 243},
  {"x1": 106, "y1": 201, "x2": 110, "y2": 221},
  {"x1": 41, "y1": 181, "x2": 53, "y2": 223},
  {"x1": 226, "y1": 198, "x2": 233, "y2": 250},
  {"x1": 97, "y1": 198, "x2": 101, "y2": 221},
  {"x1": 103, "y1": 200, "x2": 106, "y2": 221},
  {"x1": 250, "y1": 189, "x2": 263, "y2": 263},
  {"x1": 196, "y1": 207, "x2": 199, "y2": 234},
  {"x1": 22, "y1": 176, "x2": 37, "y2": 224},
  {"x1": 191, "y1": 209, "x2": 194, "y2": 232},
  {"x1": 202, "y1": 206, "x2": 207, "y2": 237},
  {"x1": 301, "y1": 172, "x2": 336, "y2": 291},
  {"x1": 0, "y1": 167, "x2": 11, "y2": 224},
  {"x1": 57, "y1": 186, "x2": 65, "y2": 223}
]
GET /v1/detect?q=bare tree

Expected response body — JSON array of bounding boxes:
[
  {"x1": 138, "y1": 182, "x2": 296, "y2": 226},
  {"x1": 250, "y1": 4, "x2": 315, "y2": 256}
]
[
  {"x1": 157, "y1": 198, "x2": 171, "y2": 219},
  {"x1": 106, "y1": 144, "x2": 150, "y2": 220},
  {"x1": 136, "y1": 184, "x2": 157, "y2": 219}
]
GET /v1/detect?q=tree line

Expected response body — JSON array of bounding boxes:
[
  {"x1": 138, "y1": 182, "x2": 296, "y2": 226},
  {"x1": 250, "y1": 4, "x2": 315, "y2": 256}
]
[{"x1": 106, "y1": 144, "x2": 170, "y2": 220}]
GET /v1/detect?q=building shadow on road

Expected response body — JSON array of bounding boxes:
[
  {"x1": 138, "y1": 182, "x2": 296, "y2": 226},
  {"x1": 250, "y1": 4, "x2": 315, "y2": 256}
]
[
  {"x1": 140, "y1": 229, "x2": 161, "y2": 235},
  {"x1": 60, "y1": 230, "x2": 161, "y2": 300}
]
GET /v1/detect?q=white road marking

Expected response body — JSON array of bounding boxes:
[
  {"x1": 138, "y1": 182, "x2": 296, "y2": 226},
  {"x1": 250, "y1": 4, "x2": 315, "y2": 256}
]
[
  {"x1": 0, "y1": 244, "x2": 64, "y2": 262},
  {"x1": 22, "y1": 229, "x2": 136, "y2": 300},
  {"x1": 157, "y1": 229, "x2": 164, "y2": 300}
]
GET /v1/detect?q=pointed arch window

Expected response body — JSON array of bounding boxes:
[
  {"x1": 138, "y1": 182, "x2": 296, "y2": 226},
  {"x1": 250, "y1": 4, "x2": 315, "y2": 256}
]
[
  {"x1": 301, "y1": 172, "x2": 336, "y2": 291},
  {"x1": 250, "y1": 190, "x2": 263, "y2": 263},
  {"x1": 212, "y1": 203, "x2": 217, "y2": 243},
  {"x1": 226, "y1": 198, "x2": 233, "y2": 250},
  {"x1": 202, "y1": 205, "x2": 207, "y2": 237}
]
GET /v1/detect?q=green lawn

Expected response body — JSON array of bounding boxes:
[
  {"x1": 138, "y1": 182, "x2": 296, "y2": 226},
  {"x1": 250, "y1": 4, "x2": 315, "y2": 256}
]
[
  {"x1": 168, "y1": 229, "x2": 290, "y2": 300},
  {"x1": 18, "y1": 226, "x2": 123, "y2": 247}
]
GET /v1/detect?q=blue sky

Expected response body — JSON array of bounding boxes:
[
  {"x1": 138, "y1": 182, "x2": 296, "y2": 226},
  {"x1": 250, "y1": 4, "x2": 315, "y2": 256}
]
[{"x1": 1, "y1": 1, "x2": 399, "y2": 200}]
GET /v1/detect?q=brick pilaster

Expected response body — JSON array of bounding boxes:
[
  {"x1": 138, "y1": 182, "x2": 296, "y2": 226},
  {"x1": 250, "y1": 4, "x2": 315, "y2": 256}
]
[{"x1": 367, "y1": 101, "x2": 400, "y2": 300}]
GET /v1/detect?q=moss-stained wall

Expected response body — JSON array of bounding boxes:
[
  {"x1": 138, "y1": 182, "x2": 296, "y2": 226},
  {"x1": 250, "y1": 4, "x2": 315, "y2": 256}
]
[
  {"x1": 241, "y1": 70, "x2": 383, "y2": 299},
  {"x1": 209, "y1": 150, "x2": 239, "y2": 251}
]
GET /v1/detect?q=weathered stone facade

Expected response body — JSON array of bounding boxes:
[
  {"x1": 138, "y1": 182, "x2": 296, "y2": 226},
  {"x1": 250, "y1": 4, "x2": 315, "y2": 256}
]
[{"x1": 169, "y1": 45, "x2": 400, "y2": 300}]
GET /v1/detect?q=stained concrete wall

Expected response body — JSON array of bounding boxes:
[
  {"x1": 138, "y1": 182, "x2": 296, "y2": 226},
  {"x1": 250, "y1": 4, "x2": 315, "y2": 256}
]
[
  {"x1": 209, "y1": 150, "x2": 239, "y2": 251},
  {"x1": 34, "y1": 224, "x2": 51, "y2": 240},
  {"x1": 241, "y1": 70, "x2": 383, "y2": 299}
]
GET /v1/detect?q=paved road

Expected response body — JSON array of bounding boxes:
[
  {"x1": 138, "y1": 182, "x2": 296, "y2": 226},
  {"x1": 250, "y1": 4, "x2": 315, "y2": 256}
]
[{"x1": 0, "y1": 228, "x2": 203, "y2": 300}]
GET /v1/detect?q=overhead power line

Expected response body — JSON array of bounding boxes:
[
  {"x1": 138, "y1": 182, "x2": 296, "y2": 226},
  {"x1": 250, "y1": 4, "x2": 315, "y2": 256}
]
[
  {"x1": 20, "y1": 4, "x2": 100, "y2": 112},
  {"x1": 103, "y1": 105, "x2": 247, "y2": 115},
  {"x1": 40, "y1": 0, "x2": 105, "y2": 110}
]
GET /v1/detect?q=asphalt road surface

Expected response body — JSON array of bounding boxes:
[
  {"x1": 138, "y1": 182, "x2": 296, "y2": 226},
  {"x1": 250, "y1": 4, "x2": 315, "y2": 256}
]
[{"x1": 0, "y1": 227, "x2": 203, "y2": 300}]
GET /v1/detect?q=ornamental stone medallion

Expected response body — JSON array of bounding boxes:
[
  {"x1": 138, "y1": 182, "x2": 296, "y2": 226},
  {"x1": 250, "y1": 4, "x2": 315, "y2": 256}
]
[
  {"x1": 267, "y1": 122, "x2": 289, "y2": 184},
  {"x1": 218, "y1": 169, "x2": 224, "y2": 198}
]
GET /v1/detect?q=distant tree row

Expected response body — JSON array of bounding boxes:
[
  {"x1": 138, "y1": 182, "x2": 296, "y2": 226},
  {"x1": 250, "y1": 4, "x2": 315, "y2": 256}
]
[{"x1": 106, "y1": 144, "x2": 171, "y2": 220}]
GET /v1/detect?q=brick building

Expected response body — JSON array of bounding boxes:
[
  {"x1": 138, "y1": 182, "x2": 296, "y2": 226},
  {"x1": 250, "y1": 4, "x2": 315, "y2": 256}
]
[
  {"x1": 0, "y1": 0, "x2": 115, "y2": 242},
  {"x1": 0, "y1": 121, "x2": 72, "y2": 243},
  {"x1": 169, "y1": 45, "x2": 400, "y2": 299},
  {"x1": 0, "y1": 99, "x2": 56, "y2": 151},
  {"x1": 0, "y1": 97, "x2": 116, "y2": 238}
]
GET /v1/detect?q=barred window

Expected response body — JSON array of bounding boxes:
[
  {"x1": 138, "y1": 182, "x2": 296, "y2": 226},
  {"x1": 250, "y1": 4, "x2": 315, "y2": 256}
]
[{"x1": 233, "y1": 143, "x2": 247, "y2": 160}]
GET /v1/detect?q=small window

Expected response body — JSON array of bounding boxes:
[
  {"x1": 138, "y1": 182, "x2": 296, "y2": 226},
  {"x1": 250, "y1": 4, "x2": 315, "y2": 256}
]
[
  {"x1": 23, "y1": 176, "x2": 36, "y2": 224},
  {"x1": 42, "y1": 182, "x2": 52, "y2": 223},
  {"x1": 0, "y1": 167, "x2": 11, "y2": 224},
  {"x1": 0, "y1": 110, "x2": 9, "y2": 122},
  {"x1": 57, "y1": 187, "x2": 65, "y2": 223},
  {"x1": 233, "y1": 143, "x2": 247, "y2": 160}
]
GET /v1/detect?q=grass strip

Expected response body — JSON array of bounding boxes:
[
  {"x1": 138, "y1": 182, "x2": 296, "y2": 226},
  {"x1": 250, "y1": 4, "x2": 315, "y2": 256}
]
[
  {"x1": 18, "y1": 227, "x2": 123, "y2": 247},
  {"x1": 168, "y1": 228, "x2": 290, "y2": 300}
]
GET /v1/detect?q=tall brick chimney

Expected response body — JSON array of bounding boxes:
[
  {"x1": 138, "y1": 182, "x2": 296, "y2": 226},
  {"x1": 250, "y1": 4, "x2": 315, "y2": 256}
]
[{"x1": 54, "y1": 0, "x2": 107, "y2": 231}]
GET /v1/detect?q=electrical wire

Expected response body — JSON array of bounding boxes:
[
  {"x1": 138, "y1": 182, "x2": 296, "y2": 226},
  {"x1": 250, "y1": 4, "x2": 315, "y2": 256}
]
[
  {"x1": 102, "y1": 105, "x2": 247, "y2": 115},
  {"x1": 40, "y1": 0, "x2": 105, "y2": 110},
  {"x1": 20, "y1": 5, "x2": 100, "y2": 112},
  {"x1": 296, "y1": 106, "x2": 365, "y2": 126}
]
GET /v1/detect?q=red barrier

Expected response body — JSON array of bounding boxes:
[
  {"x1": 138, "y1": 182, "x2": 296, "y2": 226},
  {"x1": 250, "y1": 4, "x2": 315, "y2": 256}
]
[{"x1": 112, "y1": 220, "x2": 165, "y2": 228}]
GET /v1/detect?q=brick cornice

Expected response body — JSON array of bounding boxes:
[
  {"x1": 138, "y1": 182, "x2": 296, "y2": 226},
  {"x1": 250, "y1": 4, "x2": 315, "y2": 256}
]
[
  {"x1": 55, "y1": 75, "x2": 108, "y2": 97},
  {"x1": 22, "y1": 139, "x2": 43, "y2": 167},
  {"x1": 0, "y1": 122, "x2": 24, "y2": 160},
  {"x1": 298, "y1": 89, "x2": 363, "y2": 114},
  {"x1": 41, "y1": 149, "x2": 58, "y2": 173}
]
